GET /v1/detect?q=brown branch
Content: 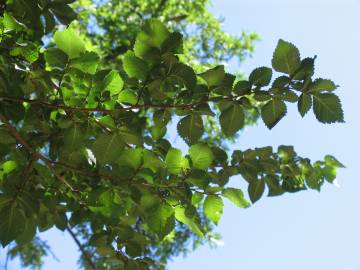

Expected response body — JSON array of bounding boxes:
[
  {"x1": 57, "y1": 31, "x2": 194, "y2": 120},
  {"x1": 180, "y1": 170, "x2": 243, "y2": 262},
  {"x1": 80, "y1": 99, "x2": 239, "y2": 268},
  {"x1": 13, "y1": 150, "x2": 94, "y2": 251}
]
[
  {"x1": 66, "y1": 225, "x2": 96, "y2": 270},
  {"x1": 165, "y1": 14, "x2": 188, "y2": 22},
  {"x1": 0, "y1": 95, "x2": 238, "y2": 115},
  {"x1": 0, "y1": 113, "x2": 76, "y2": 193}
]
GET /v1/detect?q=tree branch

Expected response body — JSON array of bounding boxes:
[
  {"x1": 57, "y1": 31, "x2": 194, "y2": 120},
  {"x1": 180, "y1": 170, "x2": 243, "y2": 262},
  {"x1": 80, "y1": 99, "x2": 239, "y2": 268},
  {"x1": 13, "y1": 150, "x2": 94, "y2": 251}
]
[
  {"x1": 66, "y1": 225, "x2": 96, "y2": 270},
  {"x1": 0, "y1": 95, "x2": 236, "y2": 114},
  {"x1": 0, "y1": 113, "x2": 77, "y2": 193}
]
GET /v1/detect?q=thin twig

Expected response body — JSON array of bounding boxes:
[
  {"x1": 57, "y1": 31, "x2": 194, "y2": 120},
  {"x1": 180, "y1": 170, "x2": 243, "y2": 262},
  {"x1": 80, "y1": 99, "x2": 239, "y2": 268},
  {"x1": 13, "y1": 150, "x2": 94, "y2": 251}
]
[{"x1": 66, "y1": 225, "x2": 96, "y2": 270}]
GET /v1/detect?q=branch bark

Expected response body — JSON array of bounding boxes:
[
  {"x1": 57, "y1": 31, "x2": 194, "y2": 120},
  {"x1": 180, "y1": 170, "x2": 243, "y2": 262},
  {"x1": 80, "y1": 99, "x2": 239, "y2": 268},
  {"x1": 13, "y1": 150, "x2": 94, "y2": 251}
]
[
  {"x1": 66, "y1": 225, "x2": 97, "y2": 270},
  {"x1": 0, "y1": 113, "x2": 76, "y2": 193}
]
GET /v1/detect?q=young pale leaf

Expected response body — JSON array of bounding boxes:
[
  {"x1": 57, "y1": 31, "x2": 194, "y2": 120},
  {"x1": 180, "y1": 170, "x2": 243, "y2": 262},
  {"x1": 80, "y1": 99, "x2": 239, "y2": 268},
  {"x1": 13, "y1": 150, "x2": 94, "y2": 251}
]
[
  {"x1": 272, "y1": 39, "x2": 301, "y2": 75},
  {"x1": 0, "y1": 206, "x2": 26, "y2": 247},
  {"x1": 309, "y1": 79, "x2": 337, "y2": 93},
  {"x1": 312, "y1": 93, "x2": 344, "y2": 123},
  {"x1": 203, "y1": 195, "x2": 223, "y2": 225},
  {"x1": 261, "y1": 98, "x2": 287, "y2": 129},
  {"x1": 249, "y1": 67, "x2": 272, "y2": 86},
  {"x1": 123, "y1": 51, "x2": 149, "y2": 80},
  {"x1": 298, "y1": 93, "x2": 312, "y2": 117},
  {"x1": 147, "y1": 203, "x2": 174, "y2": 240},
  {"x1": 92, "y1": 133, "x2": 125, "y2": 165},
  {"x1": 54, "y1": 28, "x2": 86, "y2": 59},
  {"x1": 199, "y1": 65, "x2": 225, "y2": 87},
  {"x1": 222, "y1": 188, "x2": 250, "y2": 208},
  {"x1": 220, "y1": 103, "x2": 244, "y2": 136},
  {"x1": 136, "y1": 19, "x2": 170, "y2": 48},
  {"x1": 248, "y1": 179, "x2": 265, "y2": 203},
  {"x1": 177, "y1": 114, "x2": 204, "y2": 145},
  {"x1": 71, "y1": 52, "x2": 99, "y2": 74},
  {"x1": 174, "y1": 206, "x2": 204, "y2": 238},
  {"x1": 165, "y1": 148, "x2": 189, "y2": 174},
  {"x1": 103, "y1": 70, "x2": 124, "y2": 95},
  {"x1": 118, "y1": 90, "x2": 137, "y2": 105},
  {"x1": 189, "y1": 144, "x2": 214, "y2": 170},
  {"x1": 0, "y1": 161, "x2": 17, "y2": 180}
]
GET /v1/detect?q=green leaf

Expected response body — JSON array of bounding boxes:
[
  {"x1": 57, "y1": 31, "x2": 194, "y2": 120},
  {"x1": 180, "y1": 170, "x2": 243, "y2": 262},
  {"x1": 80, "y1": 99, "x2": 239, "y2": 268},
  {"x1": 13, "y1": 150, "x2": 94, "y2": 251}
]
[
  {"x1": 0, "y1": 129, "x2": 15, "y2": 144},
  {"x1": 177, "y1": 114, "x2": 204, "y2": 145},
  {"x1": 63, "y1": 124, "x2": 82, "y2": 152},
  {"x1": 49, "y1": 2, "x2": 77, "y2": 25},
  {"x1": 92, "y1": 133, "x2": 125, "y2": 165},
  {"x1": 220, "y1": 102, "x2": 245, "y2": 136},
  {"x1": 189, "y1": 144, "x2": 214, "y2": 170},
  {"x1": 150, "y1": 126, "x2": 166, "y2": 140},
  {"x1": 222, "y1": 188, "x2": 250, "y2": 208},
  {"x1": 233, "y1": 80, "x2": 251, "y2": 95},
  {"x1": 324, "y1": 155, "x2": 345, "y2": 168},
  {"x1": 123, "y1": 51, "x2": 149, "y2": 80},
  {"x1": 293, "y1": 57, "x2": 315, "y2": 80},
  {"x1": 0, "y1": 205, "x2": 26, "y2": 247},
  {"x1": 272, "y1": 39, "x2": 301, "y2": 75},
  {"x1": 44, "y1": 48, "x2": 68, "y2": 70},
  {"x1": 248, "y1": 179, "x2": 265, "y2": 203},
  {"x1": 171, "y1": 63, "x2": 197, "y2": 90},
  {"x1": 16, "y1": 218, "x2": 36, "y2": 244},
  {"x1": 312, "y1": 93, "x2": 344, "y2": 123},
  {"x1": 118, "y1": 90, "x2": 138, "y2": 105},
  {"x1": 54, "y1": 28, "x2": 86, "y2": 59},
  {"x1": 165, "y1": 148, "x2": 189, "y2": 174},
  {"x1": 137, "y1": 19, "x2": 170, "y2": 49},
  {"x1": 203, "y1": 195, "x2": 223, "y2": 224},
  {"x1": 174, "y1": 206, "x2": 204, "y2": 237},
  {"x1": 147, "y1": 203, "x2": 174, "y2": 239},
  {"x1": 118, "y1": 148, "x2": 143, "y2": 170},
  {"x1": 199, "y1": 65, "x2": 225, "y2": 87},
  {"x1": 298, "y1": 93, "x2": 312, "y2": 117},
  {"x1": 0, "y1": 161, "x2": 17, "y2": 180},
  {"x1": 249, "y1": 67, "x2": 272, "y2": 86},
  {"x1": 71, "y1": 52, "x2": 99, "y2": 74},
  {"x1": 103, "y1": 70, "x2": 124, "y2": 95},
  {"x1": 309, "y1": 79, "x2": 337, "y2": 93},
  {"x1": 261, "y1": 98, "x2": 287, "y2": 129}
]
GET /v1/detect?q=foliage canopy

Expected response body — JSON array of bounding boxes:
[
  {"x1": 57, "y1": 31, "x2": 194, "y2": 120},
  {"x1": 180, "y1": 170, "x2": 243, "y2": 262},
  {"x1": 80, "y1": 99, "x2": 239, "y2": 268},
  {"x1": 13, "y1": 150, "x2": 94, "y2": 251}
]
[{"x1": 0, "y1": 0, "x2": 344, "y2": 269}]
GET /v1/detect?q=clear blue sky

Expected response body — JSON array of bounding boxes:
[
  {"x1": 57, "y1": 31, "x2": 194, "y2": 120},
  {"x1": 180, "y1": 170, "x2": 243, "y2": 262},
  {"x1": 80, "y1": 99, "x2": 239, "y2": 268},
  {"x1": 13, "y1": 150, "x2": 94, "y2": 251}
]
[{"x1": 2, "y1": 0, "x2": 360, "y2": 269}]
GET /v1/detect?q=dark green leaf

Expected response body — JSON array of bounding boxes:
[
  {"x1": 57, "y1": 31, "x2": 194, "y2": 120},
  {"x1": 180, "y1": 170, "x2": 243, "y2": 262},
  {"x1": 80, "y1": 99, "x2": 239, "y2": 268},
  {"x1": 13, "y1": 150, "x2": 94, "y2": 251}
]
[
  {"x1": 92, "y1": 133, "x2": 125, "y2": 165},
  {"x1": 249, "y1": 67, "x2": 272, "y2": 86},
  {"x1": 261, "y1": 98, "x2": 287, "y2": 129},
  {"x1": 177, "y1": 114, "x2": 204, "y2": 145},
  {"x1": 298, "y1": 93, "x2": 312, "y2": 117},
  {"x1": 199, "y1": 66, "x2": 225, "y2": 87},
  {"x1": 272, "y1": 39, "x2": 301, "y2": 75},
  {"x1": 313, "y1": 93, "x2": 344, "y2": 123},
  {"x1": 220, "y1": 103, "x2": 244, "y2": 136},
  {"x1": 248, "y1": 179, "x2": 265, "y2": 203}
]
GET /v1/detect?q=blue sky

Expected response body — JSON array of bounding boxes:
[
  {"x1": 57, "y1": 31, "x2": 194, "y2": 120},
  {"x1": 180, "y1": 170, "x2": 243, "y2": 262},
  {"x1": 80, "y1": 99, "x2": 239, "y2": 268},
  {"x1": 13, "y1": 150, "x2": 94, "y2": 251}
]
[{"x1": 2, "y1": 0, "x2": 360, "y2": 269}]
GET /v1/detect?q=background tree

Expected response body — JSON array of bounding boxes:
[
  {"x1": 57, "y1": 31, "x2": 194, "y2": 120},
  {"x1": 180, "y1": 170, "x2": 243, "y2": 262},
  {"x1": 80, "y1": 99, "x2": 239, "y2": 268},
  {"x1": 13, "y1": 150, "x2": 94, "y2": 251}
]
[{"x1": 0, "y1": 0, "x2": 344, "y2": 269}]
